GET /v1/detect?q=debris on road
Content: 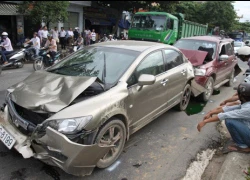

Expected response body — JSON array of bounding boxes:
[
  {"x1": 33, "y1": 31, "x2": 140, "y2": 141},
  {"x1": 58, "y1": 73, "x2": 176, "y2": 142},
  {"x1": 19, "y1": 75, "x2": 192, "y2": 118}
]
[{"x1": 132, "y1": 161, "x2": 142, "y2": 168}]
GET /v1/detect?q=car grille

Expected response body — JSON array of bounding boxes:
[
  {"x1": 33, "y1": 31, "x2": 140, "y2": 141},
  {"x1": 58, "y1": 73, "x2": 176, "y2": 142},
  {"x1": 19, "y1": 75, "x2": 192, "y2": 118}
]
[{"x1": 12, "y1": 101, "x2": 49, "y2": 125}]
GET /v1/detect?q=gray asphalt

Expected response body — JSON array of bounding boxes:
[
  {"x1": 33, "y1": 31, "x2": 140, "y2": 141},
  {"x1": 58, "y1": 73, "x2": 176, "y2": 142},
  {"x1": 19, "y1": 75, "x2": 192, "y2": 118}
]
[{"x1": 0, "y1": 60, "x2": 248, "y2": 180}]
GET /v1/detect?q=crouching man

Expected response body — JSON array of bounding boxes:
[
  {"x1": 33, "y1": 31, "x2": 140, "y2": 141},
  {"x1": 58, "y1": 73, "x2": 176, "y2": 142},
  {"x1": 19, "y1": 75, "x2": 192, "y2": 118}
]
[{"x1": 197, "y1": 82, "x2": 250, "y2": 153}]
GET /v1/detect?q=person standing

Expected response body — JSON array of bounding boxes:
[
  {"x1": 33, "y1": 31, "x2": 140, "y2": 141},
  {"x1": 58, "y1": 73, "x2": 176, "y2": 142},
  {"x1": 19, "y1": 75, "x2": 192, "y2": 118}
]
[
  {"x1": 91, "y1": 29, "x2": 96, "y2": 44},
  {"x1": 41, "y1": 26, "x2": 48, "y2": 47},
  {"x1": 86, "y1": 31, "x2": 91, "y2": 46},
  {"x1": 0, "y1": 32, "x2": 14, "y2": 65},
  {"x1": 67, "y1": 28, "x2": 74, "y2": 45},
  {"x1": 59, "y1": 27, "x2": 66, "y2": 50},
  {"x1": 74, "y1": 34, "x2": 83, "y2": 50},
  {"x1": 37, "y1": 26, "x2": 43, "y2": 43},
  {"x1": 24, "y1": 32, "x2": 40, "y2": 56},
  {"x1": 73, "y1": 27, "x2": 79, "y2": 41},
  {"x1": 51, "y1": 27, "x2": 59, "y2": 49}
]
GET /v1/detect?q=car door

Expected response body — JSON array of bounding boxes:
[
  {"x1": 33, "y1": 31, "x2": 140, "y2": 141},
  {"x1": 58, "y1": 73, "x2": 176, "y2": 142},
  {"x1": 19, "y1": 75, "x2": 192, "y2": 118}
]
[
  {"x1": 225, "y1": 43, "x2": 236, "y2": 75},
  {"x1": 163, "y1": 49, "x2": 188, "y2": 106},
  {"x1": 215, "y1": 43, "x2": 229, "y2": 83},
  {"x1": 126, "y1": 50, "x2": 170, "y2": 130}
]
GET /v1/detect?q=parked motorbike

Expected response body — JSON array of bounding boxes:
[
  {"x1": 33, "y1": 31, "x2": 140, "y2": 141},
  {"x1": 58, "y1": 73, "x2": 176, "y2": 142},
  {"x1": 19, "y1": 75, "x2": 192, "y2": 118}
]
[
  {"x1": 70, "y1": 43, "x2": 83, "y2": 53},
  {"x1": 98, "y1": 34, "x2": 108, "y2": 43},
  {"x1": 33, "y1": 47, "x2": 61, "y2": 71}
]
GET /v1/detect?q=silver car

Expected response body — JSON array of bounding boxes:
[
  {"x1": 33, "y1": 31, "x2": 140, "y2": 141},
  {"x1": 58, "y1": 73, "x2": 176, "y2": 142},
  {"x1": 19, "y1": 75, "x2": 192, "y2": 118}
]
[{"x1": 0, "y1": 41, "x2": 202, "y2": 176}]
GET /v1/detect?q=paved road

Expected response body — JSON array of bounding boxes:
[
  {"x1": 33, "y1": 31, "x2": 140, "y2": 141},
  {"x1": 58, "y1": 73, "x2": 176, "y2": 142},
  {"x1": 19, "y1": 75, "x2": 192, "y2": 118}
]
[{"x1": 0, "y1": 60, "x2": 247, "y2": 180}]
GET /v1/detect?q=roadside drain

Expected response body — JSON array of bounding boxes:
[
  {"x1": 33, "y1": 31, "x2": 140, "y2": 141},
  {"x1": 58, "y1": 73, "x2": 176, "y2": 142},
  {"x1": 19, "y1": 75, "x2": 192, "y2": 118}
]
[
  {"x1": 185, "y1": 100, "x2": 207, "y2": 116},
  {"x1": 182, "y1": 149, "x2": 216, "y2": 180}
]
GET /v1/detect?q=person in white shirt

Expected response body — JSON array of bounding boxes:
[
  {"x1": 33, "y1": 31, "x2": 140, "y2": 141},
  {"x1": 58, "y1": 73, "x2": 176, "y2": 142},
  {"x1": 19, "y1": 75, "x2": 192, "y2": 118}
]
[
  {"x1": 1, "y1": 32, "x2": 14, "y2": 65},
  {"x1": 91, "y1": 29, "x2": 96, "y2": 44},
  {"x1": 24, "y1": 32, "x2": 40, "y2": 56},
  {"x1": 67, "y1": 27, "x2": 74, "y2": 45},
  {"x1": 51, "y1": 27, "x2": 59, "y2": 48},
  {"x1": 59, "y1": 27, "x2": 66, "y2": 50},
  {"x1": 107, "y1": 34, "x2": 115, "y2": 41},
  {"x1": 41, "y1": 26, "x2": 48, "y2": 47},
  {"x1": 37, "y1": 26, "x2": 43, "y2": 43}
]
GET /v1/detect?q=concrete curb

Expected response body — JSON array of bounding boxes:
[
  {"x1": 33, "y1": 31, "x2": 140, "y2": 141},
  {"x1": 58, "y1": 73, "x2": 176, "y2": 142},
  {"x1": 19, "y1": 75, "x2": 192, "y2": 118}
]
[{"x1": 216, "y1": 152, "x2": 250, "y2": 180}]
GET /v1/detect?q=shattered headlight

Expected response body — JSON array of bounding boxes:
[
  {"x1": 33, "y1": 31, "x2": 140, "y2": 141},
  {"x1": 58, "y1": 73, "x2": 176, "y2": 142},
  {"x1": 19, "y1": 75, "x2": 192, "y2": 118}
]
[
  {"x1": 194, "y1": 68, "x2": 206, "y2": 76},
  {"x1": 44, "y1": 116, "x2": 92, "y2": 134}
]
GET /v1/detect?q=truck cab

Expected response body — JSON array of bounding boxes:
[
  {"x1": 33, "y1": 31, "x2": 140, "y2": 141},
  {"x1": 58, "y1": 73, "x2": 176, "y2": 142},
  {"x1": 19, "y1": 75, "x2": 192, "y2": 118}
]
[{"x1": 128, "y1": 12, "x2": 179, "y2": 44}]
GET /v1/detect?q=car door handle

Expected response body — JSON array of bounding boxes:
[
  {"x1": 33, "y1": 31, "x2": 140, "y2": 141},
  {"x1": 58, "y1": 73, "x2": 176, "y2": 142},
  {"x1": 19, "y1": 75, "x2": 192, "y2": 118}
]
[
  {"x1": 181, "y1": 70, "x2": 186, "y2": 75},
  {"x1": 161, "y1": 79, "x2": 168, "y2": 86}
]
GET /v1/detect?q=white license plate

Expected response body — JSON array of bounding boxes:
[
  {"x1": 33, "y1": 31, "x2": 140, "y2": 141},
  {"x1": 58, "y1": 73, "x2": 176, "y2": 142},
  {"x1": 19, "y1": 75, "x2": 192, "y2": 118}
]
[{"x1": 0, "y1": 125, "x2": 16, "y2": 149}]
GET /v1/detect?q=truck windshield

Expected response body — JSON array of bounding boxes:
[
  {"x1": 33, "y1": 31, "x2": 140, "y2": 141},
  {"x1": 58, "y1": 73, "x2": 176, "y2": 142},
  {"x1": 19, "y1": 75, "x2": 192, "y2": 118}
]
[
  {"x1": 174, "y1": 39, "x2": 217, "y2": 59},
  {"x1": 131, "y1": 15, "x2": 166, "y2": 30}
]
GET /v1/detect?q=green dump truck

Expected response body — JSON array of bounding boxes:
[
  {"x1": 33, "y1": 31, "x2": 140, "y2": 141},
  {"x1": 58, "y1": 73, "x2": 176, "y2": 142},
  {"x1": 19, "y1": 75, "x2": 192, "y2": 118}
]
[{"x1": 128, "y1": 12, "x2": 208, "y2": 45}]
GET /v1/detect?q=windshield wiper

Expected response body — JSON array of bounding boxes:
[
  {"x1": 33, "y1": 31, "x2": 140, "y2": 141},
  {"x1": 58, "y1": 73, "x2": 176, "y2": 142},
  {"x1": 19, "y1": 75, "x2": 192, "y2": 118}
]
[{"x1": 102, "y1": 53, "x2": 106, "y2": 86}]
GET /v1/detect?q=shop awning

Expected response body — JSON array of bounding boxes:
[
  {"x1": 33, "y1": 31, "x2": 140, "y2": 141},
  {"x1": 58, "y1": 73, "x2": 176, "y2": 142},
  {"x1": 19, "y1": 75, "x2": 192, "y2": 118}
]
[
  {"x1": 86, "y1": 18, "x2": 113, "y2": 26},
  {"x1": 0, "y1": 3, "x2": 20, "y2": 15}
]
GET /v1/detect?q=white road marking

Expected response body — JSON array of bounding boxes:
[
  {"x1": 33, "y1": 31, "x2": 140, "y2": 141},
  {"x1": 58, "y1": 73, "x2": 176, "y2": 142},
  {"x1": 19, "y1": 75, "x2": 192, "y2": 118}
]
[{"x1": 106, "y1": 160, "x2": 121, "y2": 172}]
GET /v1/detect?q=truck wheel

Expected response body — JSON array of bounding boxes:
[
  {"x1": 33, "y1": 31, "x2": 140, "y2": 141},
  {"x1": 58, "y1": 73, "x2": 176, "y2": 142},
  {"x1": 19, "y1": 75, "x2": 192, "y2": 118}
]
[
  {"x1": 95, "y1": 119, "x2": 126, "y2": 168},
  {"x1": 225, "y1": 69, "x2": 235, "y2": 87},
  {"x1": 176, "y1": 84, "x2": 191, "y2": 111},
  {"x1": 199, "y1": 77, "x2": 214, "y2": 102}
]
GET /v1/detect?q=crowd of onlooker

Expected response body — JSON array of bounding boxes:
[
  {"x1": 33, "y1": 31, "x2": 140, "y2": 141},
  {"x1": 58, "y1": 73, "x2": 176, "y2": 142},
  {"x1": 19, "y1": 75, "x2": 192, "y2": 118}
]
[{"x1": 36, "y1": 26, "x2": 99, "y2": 51}]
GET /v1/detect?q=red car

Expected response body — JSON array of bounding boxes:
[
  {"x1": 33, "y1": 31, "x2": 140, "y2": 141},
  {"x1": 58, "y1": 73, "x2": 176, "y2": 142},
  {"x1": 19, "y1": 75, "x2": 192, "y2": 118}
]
[{"x1": 174, "y1": 36, "x2": 240, "y2": 101}]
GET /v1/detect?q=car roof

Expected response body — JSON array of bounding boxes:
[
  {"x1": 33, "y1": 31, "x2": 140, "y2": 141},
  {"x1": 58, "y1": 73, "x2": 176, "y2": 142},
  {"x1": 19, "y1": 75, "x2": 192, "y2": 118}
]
[
  {"x1": 181, "y1": 35, "x2": 234, "y2": 43},
  {"x1": 92, "y1": 40, "x2": 176, "y2": 52}
]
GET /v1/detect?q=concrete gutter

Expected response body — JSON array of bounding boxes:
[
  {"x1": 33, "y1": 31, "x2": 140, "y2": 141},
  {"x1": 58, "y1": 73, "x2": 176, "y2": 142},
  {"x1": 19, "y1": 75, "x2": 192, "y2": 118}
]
[{"x1": 216, "y1": 152, "x2": 250, "y2": 180}]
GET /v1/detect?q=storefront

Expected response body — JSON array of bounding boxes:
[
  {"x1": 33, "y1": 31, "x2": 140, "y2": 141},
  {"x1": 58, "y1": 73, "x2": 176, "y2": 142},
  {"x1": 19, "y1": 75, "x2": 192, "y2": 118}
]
[
  {"x1": 83, "y1": 6, "x2": 118, "y2": 40},
  {"x1": 49, "y1": 1, "x2": 91, "y2": 33},
  {"x1": 0, "y1": 2, "x2": 24, "y2": 45}
]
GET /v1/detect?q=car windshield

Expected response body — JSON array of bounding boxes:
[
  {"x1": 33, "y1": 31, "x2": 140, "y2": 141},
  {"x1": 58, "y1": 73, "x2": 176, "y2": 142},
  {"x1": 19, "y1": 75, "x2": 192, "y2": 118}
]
[
  {"x1": 131, "y1": 15, "x2": 166, "y2": 30},
  {"x1": 174, "y1": 39, "x2": 217, "y2": 59},
  {"x1": 234, "y1": 42, "x2": 243, "y2": 47},
  {"x1": 48, "y1": 46, "x2": 140, "y2": 86}
]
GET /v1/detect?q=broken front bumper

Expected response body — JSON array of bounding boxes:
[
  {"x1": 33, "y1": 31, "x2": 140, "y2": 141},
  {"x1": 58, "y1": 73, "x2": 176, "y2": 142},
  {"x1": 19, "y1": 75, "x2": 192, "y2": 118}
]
[{"x1": 0, "y1": 105, "x2": 112, "y2": 177}]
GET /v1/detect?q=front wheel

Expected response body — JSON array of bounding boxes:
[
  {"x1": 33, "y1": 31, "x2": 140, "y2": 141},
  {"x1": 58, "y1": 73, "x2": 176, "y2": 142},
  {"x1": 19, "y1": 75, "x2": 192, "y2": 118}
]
[
  {"x1": 199, "y1": 77, "x2": 214, "y2": 102},
  {"x1": 33, "y1": 59, "x2": 44, "y2": 71},
  {"x1": 95, "y1": 119, "x2": 126, "y2": 168},
  {"x1": 177, "y1": 84, "x2": 191, "y2": 111}
]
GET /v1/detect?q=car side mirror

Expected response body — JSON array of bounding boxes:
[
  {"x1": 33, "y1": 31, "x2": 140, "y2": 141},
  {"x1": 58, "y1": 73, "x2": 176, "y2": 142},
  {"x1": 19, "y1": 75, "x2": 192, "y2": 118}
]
[
  {"x1": 219, "y1": 55, "x2": 229, "y2": 61},
  {"x1": 138, "y1": 74, "x2": 156, "y2": 86}
]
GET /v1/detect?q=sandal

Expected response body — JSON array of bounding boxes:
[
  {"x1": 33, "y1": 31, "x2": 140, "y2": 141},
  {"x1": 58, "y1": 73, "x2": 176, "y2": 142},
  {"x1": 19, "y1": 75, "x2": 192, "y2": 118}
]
[{"x1": 223, "y1": 144, "x2": 250, "y2": 154}]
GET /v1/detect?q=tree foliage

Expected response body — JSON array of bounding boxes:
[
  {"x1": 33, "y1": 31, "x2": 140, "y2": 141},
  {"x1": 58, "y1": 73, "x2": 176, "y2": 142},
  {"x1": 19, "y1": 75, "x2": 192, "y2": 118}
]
[{"x1": 17, "y1": 1, "x2": 70, "y2": 27}]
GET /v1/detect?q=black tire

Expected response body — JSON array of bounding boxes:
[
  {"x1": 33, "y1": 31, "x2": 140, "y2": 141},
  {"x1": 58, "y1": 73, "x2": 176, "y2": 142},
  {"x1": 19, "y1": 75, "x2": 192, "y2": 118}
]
[
  {"x1": 199, "y1": 77, "x2": 214, "y2": 102},
  {"x1": 225, "y1": 69, "x2": 235, "y2": 87},
  {"x1": 177, "y1": 84, "x2": 191, "y2": 111},
  {"x1": 33, "y1": 59, "x2": 44, "y2": 71},
  {"x1": 95, "y1": 119, "x2": 126, "y2": 168}
]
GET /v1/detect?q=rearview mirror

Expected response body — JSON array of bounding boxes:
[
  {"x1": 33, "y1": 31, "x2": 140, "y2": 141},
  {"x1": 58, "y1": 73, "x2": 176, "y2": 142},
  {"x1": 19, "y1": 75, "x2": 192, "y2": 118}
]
[
  {"x1": 219, "y1": 55, "x2": 229, "y2": 61},
  {"x1": 138, "y1": 74, "x2": 156, "y2": 86}
]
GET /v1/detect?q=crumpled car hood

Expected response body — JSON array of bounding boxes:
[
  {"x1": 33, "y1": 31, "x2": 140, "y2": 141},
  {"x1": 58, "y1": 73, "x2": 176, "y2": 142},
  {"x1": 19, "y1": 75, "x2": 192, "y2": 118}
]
[
  {"x1": 8, "y1": 70, "x2": 97, "y2": 113},
  {"x1": 179, "y1": 49, "x2": 208, "y2": 66}
]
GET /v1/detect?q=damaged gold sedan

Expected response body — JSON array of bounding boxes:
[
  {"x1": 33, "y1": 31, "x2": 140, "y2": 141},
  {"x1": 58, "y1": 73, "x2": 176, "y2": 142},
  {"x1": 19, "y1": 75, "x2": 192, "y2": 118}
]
[{"x1": 0, "y1": 41, "x2": 205, "y2": 176}]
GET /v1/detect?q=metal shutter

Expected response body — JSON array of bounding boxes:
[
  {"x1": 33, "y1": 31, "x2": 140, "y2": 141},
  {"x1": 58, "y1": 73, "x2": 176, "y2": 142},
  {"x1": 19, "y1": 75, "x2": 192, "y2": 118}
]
[{"x1": 64, "y1": 12, "x2": 79, "y2": 30}]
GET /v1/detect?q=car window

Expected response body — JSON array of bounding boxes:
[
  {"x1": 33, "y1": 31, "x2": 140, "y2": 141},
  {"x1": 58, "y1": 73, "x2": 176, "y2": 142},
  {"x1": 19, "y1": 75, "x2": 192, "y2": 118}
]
[
  {"x1": 164, "y1": 49, "x2": 184, "y2": 70},
  {"x1": 226, "y1": 43, "x2": 234, "y2": 56},
  {"x1": 219, "y1": 44, "x2": 226, "y2": 56},
  {"x1": 127, "y1": 51, "x2": 164, "y2": 86}
]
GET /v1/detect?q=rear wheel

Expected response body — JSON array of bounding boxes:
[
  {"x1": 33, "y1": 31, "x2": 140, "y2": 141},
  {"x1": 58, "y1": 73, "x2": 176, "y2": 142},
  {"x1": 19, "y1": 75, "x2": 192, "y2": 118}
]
[
  {"x1": 95, "y1": 119, "x2": 126, "y2": 168},
  {"x1": 33, "y1": 59, "x2": 44, "y2": 71},
  {"x1": 225, "y1": 69, "x2": 235, "y2": 87},
  {"x1": 199, "y1": 77, "x2": 214, "y2": 102}
]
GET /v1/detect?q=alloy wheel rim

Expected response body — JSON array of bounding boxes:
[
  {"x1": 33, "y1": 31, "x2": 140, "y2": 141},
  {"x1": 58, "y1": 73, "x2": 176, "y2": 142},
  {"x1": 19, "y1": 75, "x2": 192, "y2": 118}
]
[
  {"x1": 205, "y1": 81, "x2": 213, "y2": 97},
  {"x1": 181, "y1": 87, "x2": 191, "y2": 107},
  {"x1": 98, "y1": 125, "x2": 123, "y2": 162}
]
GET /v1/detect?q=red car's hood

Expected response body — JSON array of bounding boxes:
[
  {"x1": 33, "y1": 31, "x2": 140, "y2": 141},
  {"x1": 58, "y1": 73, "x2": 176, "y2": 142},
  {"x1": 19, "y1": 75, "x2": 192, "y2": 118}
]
[{"x1": 179, "y1": 49, "x2": 208, "y2": 66}]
